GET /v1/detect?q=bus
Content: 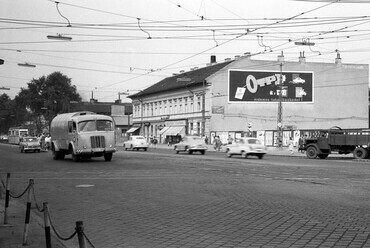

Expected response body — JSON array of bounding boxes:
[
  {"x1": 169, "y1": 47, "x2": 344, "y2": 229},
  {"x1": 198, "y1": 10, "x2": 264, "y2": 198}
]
[{"x1": 8, "y1": 127, "x2": 29, "y2": 144}]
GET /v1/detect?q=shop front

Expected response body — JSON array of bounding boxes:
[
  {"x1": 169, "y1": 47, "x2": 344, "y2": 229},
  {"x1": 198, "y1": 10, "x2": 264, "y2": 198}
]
[{"x1": 159, "y1": 120, "x2": 186, "y2": 145}]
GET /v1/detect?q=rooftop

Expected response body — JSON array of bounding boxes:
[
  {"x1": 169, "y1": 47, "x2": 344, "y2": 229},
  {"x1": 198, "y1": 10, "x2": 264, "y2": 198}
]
[{"x1": 129, "y1": 60, "x2": 233, "y2": 98}]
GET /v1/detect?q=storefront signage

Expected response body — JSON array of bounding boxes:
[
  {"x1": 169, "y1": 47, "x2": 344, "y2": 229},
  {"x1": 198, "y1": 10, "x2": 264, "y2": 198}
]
[
  {"x1": 212, "y1": 106, "x2": 224, "y2": 114},
  {"x1": 161, "y1": 115, "x2": 170, "y2": 120},
  {"x1": 228, "y1": 70, "x2": 313, "y2": 103},
  {"x1": 165, "y1": 120, "x2": 186, "y2": 127}
]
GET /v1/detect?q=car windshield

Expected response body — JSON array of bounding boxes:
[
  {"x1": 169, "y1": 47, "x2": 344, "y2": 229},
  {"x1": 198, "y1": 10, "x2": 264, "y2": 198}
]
[
  {"x1": 24, "y1": 137, "x2": 37, "y2": 142},
  {"x1": 134, "y1": 136, "x2": 145, "y2": 140},
  {"x1": 247, "y1": 139, "x2": 261, "y2": 144},
  {"x1": 78, "y1": 120, "x2": 114, "y2": 132}
]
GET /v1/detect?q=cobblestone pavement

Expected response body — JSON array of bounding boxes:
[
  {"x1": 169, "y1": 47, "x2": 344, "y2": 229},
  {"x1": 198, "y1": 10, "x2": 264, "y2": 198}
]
[{"x1": 1, "y1": 143, "x2": 369, "y2": 248}]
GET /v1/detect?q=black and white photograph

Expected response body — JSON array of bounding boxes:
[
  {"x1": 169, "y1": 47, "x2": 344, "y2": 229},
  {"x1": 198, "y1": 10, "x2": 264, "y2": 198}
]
[{"x1": 1, "y1": 0, "x2": 370, "y2": 247}]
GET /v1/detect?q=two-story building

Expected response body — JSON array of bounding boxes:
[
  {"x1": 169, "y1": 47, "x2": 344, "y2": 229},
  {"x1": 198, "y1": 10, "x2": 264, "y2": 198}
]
[{"x1": 129, "y1": 53, "x2": 369, "y2": 146}]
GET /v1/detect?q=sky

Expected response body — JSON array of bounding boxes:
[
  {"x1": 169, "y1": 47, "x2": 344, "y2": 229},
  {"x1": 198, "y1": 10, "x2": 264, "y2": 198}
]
[{"x1": 1, "y1": 0, "x2": 370, "y2": 102}]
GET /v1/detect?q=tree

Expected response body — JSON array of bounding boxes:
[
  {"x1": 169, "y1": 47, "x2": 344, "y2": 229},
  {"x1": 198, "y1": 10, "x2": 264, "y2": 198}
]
[
  {"x1": 0, "y1": 93, "x2": 14, "y2": 134},
  {"x1": 16, "y1": 72, "x2": 81, "y2": 134}
]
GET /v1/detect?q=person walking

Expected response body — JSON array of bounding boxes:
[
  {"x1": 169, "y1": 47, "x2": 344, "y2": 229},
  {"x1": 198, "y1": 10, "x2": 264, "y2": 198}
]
[
  {"x1": 298, "y1": 135, "x2": 304, "y2": 153},
  {"x1": 289, "y1": 137, "x2": 294, "y2": 155}
]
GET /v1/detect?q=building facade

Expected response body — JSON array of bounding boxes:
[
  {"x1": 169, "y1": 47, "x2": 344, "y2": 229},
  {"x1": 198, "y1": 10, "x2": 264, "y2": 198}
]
[{"x1": 129, "y1": 54, "x2": 369, "y2": 146}]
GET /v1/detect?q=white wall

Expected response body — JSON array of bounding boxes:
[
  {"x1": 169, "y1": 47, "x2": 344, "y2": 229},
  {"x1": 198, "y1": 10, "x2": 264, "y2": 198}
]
[{"x1": 208, "y1": 57, "x2": 369, "y2": 132}]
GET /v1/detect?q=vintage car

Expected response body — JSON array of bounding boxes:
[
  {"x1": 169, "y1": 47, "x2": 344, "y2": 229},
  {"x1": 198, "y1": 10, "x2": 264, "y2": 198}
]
[
  {"x1": 19, "y1": 137, "x2": 41, "y2": 153},
  {"x1": 225, "y1": 137, "x2": 266, "y2": 159},
  {"x1": 123, "y1": 135, "x2": 149, "y2": 151},
  {"x1": 174, "y1": 136, "x2": 207, "y2": 155}
]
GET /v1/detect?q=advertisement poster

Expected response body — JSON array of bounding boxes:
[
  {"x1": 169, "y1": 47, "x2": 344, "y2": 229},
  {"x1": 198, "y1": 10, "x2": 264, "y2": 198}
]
[{"x1": 229, "y1": 70, "x2": 313, "y2": 103}]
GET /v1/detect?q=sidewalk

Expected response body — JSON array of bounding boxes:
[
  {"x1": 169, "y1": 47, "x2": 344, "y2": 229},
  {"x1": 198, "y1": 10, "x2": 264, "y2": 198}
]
[{"x1": 0, "y1": 198, "x2": 65, "y2": 248}]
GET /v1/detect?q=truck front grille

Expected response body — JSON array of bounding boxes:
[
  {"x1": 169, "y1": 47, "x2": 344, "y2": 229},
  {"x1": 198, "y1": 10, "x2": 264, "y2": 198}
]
[{"x1": 91, "y1": 136, "x2": 106, "y2": 148}]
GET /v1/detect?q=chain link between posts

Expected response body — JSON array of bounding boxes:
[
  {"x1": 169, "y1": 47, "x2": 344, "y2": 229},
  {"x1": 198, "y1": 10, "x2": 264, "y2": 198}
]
[
  {"x1": 1, "y1": 173, "x2": 97, "y2": 247},
  {"x1": 47, "y1": 208, "x2": 77, "y2": 241},
  {"x1": 83, "y1": 232, "x2": 97, "y2": 248}
]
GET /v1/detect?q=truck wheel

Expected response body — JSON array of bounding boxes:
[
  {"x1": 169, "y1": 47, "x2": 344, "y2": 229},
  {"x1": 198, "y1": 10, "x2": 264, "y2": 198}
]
[
  {"x1": 306, "y1": 146, "x2": 318, "y2": 159},
  {"x1": 104, "y1": 153, "x2": 113, "y2": 161},
  {"x1": 52, "y1": 145, "x2": 65, "y2": 160},
  {"x1": 353, "y1": 147, "x2": 368, "y2": 159},
  {"x1": 72, "y1": 153, "x2": 80, "y2": 162}
]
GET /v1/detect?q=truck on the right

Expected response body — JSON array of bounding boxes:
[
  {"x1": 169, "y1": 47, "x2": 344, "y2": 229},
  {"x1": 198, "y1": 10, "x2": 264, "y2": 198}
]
[{"x1": 304, "y1": 126, "x2": 370, "y2": 159}]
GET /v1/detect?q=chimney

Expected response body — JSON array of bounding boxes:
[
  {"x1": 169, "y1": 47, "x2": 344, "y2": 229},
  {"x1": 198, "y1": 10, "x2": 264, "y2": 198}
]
[
  {"x1": 210, "y1": 55, "x2": 216, "y2": 64},
  {"x1": 299, "y1": 51, "x2": 306, "y2": 63},
  {"x1": 335, "y1": 51, "x2": 342, "y2": 65}
]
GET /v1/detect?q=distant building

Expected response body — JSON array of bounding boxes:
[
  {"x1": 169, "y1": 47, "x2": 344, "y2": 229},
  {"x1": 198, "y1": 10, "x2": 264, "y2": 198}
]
[
  {"x1": 129, "y1": 53, "x2": 369, "y2": 146},
  {"x1": 69, "y1": 101, "x2": 133, "y2": 137}
]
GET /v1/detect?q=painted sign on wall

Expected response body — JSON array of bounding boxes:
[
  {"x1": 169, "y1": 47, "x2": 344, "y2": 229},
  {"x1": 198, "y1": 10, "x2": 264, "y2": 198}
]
[{"x1": 228, "y1": 70, "x2": 313, "y2": 103}]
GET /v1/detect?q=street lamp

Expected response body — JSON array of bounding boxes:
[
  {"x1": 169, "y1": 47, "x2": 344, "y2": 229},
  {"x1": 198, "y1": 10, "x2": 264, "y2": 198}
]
[
  {"x1": 47, "y1": 34, "x2": 72, "y2": 41},
  {"x1": 277, "y1": 51, "x2": 284, "y2": 149},
  {"x1": 17, "y1": 63, "x2": 36, "y2": 68}
]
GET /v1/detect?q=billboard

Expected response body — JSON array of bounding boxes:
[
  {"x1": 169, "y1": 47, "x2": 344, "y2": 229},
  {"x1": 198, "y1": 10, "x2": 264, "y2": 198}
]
[{"x1": 228, "y1": 70, "x2": 313, "y2": 103}]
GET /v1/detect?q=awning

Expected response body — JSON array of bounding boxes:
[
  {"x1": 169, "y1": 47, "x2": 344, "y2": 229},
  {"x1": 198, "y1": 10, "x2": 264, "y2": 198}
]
[
  {"x1": 127, "y1": 126, "x2": 140, "y2": 133},
  {"x1": 163, "y1": 126, "x2": 185, "y2": 136},
  {"x1": 159, "y1": 126, "x2": 170, "y2": 135}
]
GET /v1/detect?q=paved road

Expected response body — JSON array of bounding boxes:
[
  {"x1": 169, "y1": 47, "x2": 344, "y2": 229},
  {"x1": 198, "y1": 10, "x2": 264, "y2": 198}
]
[{"x1": 1, "y1": 143, "x2": 370, "y2": 247}]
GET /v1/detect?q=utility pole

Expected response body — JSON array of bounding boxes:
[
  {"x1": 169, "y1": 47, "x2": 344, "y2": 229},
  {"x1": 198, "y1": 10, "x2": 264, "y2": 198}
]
[
  {"x1": 201, "y1": 80, "x2": 206, "y2": 137},
  {"x1": 277, "y1": 51, "x2": 284, "y2": 149}
]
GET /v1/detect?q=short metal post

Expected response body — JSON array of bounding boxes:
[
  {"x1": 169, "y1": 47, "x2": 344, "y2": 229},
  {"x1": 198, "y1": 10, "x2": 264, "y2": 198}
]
[
  {"x1": 76, "y1": 221, "x2": 86, "y2": 248},
  {"x1": 4, "y1": 173, "x2": 10, "y2": 224},
  {"x1": 43, "y1": 202, "x2": 52, "y2": 248},
  {"x1": 22, "y1": 179, "x2": 33, "y2": 245},
  {"x1": 0, "y1": 184, "x2": 3, "y2": 199}
]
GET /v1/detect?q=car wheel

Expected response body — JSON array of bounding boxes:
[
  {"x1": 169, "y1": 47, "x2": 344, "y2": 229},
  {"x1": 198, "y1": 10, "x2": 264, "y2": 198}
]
[
  {"x1": 257, "y1": 154, "x2": 264, "y2": 159},
  {"x1": 144, "y1": 148, "x2": 147, "y2": 151},
  {"x1": 104, "y1": 153, "x2": 113, "y2": 161},
  {"x1": 200, "y1": 150, "x2": 205, "y2": 155},
  {"x1": 241, "y1": 151, "x2": 248, "y2": 159},
  {"x1": 185, "y1": 146, "x2": 192, "y2": 154}
]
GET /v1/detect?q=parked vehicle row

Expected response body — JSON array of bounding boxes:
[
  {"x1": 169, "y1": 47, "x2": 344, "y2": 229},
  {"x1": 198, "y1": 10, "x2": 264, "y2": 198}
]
[{"x1": 123, "y1": 135, "x2": 267, "y2": 159}]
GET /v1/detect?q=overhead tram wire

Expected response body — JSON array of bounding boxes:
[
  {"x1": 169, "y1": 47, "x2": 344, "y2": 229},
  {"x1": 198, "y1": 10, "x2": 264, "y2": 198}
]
[{"x1": 96, "y1": 0, "x2": 345, "y2": 90}]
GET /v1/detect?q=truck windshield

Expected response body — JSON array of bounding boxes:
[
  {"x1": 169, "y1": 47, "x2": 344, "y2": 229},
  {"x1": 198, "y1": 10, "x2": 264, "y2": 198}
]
[{"x1": 78, "y1": 120, "x2": 114, "y2": 132}]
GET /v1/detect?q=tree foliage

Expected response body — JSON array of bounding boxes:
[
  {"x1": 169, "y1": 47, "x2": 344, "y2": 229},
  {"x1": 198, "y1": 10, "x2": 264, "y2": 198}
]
[{"x1": 15, "y1": 71, "x2": 82, "y2": 134}]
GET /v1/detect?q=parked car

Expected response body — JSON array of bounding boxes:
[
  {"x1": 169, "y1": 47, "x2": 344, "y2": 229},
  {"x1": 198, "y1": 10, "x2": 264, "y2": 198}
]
[
  {"x1": 123, "y1": 135, "x2": 149, "y2": 151},
  {"x1": 19, "y1": 137, "x2": 41, "y2": 153},
  {"x1": 0, "y1": 134, "x2": 8, "y2": 141},
  {"x1": 174, "y1": 136, "x2": 207, "y2": 155},
  {"x1": 225, "y1": 137, "x2": 266, "y2": 159}
]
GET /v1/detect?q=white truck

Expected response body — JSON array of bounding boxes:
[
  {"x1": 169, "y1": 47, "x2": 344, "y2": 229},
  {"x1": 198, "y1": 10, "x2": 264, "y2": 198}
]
[{"x1": 50, "y1": 111, "x2": 116, "y2": 162}]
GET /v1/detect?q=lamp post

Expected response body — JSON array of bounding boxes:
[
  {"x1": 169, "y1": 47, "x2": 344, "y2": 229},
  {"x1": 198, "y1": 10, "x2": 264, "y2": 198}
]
[
  {"x1": 277, "y1": 51, "x2": 284, "y2": 149},
  {"x1": 17, "y1": 63, "x2": 36, "y2": 68},
  {"x1": 47, "y1": 34, "x2": 72, "y2": 41}
]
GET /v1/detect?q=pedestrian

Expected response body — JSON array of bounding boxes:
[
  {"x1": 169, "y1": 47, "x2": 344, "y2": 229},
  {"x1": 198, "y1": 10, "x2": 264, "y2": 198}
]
[
  {"x1": 227, "y1": 135, "x2": 233, "y2": 144},
  {"x1": 153, "y1": 136, "x2": 158, "y2": 148},
  {"x1": 298, "y1": 135, "x2": 304, "y2": 153},
  {"x1": 289, "y1": 137, "x2": 294, "y2": 155},
  {"x1": 213, "y1": 136, "x2": 222, "y2": 151},
  {"x1": 204, "y1": 136, "x2": 209, "y2": 145}
]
